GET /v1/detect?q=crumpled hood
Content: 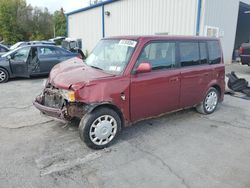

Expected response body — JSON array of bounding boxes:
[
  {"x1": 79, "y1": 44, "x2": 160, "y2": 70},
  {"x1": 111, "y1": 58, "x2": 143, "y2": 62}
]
[{"x1": 49, "y1": 57, "x2": 113, "y2": 90}]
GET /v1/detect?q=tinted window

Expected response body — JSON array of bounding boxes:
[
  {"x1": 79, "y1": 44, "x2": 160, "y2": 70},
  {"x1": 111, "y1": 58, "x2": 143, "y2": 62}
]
[
  {"x1": 200, "y1": 42, "x2": 208, "y2": 64},
  {"x1": 208, "y1": 41, "x2": 221, "y2": 64},
  {"x1": 137, "y1": 42, "x2": 176, "y2": 70},
  {"x1": 180, "y1": 42, "x2": 199, "y2": 67},
  {"x1": 59, "y1": 48, "x2": 71, "y2": 55}
]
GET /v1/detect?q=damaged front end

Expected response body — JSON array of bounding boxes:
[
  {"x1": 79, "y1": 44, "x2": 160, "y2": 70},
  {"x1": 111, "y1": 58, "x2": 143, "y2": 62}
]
[{"x1": 33, "y1": 85, "x2": 87, "y2": 121}]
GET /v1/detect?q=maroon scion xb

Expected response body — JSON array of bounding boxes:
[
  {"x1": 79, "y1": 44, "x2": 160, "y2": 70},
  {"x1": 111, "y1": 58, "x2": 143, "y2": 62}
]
[{"x1": 34, "y1": 36, "x2": 225, "y2": 149}]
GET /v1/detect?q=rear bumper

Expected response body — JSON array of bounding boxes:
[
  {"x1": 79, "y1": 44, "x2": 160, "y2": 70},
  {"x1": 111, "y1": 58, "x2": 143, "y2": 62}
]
[
  {"x1": 33, "y1": 95, "x2": 68, "y2": 121},
  {"x1": 240, "y1": 55, "x2": 250, "y2": 65}
]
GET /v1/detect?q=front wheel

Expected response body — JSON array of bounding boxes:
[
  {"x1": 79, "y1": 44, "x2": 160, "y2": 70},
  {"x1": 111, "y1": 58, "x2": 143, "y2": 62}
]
[
  {"x1": 79, "y1": 107, "x2": 122, "y2": 149},
  {"x1": 0, "y1": 68, "x2": 9, "y2": 83},
  {"x1": 196, "y1": 87, "x2": 219, "y2": 114}
]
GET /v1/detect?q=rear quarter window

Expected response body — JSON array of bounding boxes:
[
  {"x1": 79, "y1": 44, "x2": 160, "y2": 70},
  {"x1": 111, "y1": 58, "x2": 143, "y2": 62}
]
[
  {"x1": 207, "y1": 41, "x2": 221, "y2": 64},
  {"x1": 199, "y1": 42, "x2": 208, "y2": 65}
]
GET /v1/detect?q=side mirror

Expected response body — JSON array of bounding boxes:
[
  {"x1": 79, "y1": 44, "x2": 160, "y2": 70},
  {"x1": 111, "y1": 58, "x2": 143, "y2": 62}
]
[
  {"x1": 136, "y1": 62, "x2": 152, "y2": 74},
  {"x1": 7, "y1": 55, "x2": 11, "y2": 60}
]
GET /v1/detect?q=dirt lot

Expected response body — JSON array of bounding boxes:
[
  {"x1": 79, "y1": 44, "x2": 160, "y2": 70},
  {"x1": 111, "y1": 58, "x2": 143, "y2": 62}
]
[{"x1": 1, "y1": 63, "x2": 250, "y2": 188}]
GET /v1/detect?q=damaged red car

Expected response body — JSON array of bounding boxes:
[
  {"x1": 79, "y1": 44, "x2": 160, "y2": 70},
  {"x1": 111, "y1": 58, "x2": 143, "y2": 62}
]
[{"x1": 34, "y1": 36, "x2": 225, "y2": 149}]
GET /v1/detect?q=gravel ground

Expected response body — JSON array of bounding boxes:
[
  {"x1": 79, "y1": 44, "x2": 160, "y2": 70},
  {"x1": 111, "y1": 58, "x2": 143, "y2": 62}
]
[{"x1": 0, "y1": 63, "x2": 250, "y2": 188}]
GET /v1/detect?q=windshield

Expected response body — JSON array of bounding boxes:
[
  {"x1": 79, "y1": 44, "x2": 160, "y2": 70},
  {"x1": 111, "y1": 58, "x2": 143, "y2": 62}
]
[
  {"x1": 2, "y1": 46, "x2": 23, "y2": 58},
  {"x1": 2, "y1": 49, "x2": 15, "y2": 57},
  {"x1": 85, "y1": 39, "x2": 137, "y2": 75}
]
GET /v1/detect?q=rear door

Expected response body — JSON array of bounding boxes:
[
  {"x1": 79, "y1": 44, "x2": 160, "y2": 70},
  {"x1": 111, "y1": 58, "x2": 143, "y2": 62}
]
[
  {"x1": 130, "y1": 41, "x2": 181, "y2": 122},
  {"x1": 9, "y1": 46, "x2": 31, "y2": 77},
  {"x1": 179, "y1": 41, "x2": 212, "y2": 108},
  {"x1": 38, "y1": 46, "x2": 63, "y2": 73}
]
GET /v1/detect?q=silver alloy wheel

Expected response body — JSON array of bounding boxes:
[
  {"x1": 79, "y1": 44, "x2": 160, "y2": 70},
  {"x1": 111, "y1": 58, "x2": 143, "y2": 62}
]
[
  {"x1": 0, "y1": 70, "x2": 6, "y2": 82},
  {"x1": 89, "y1": 115, "x2": 118, "y2": 146},
  {"x1": 205, "y1": 91, "x2": 218, "y2": 112}
]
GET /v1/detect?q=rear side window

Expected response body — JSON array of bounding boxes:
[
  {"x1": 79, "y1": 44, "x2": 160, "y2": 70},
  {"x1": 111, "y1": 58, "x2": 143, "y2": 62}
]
[
  {"x1": 179, "y1": 42, "x2": 199, "y2": 67},
  {"x1": 39, "y1": 47, "x2": 61, "y2": 56},
  {"x1": 199, "y1": 42, "x2": 208, "y2": 65},
  {"x1": 137, "y1": 42, "x2": 176, "y2": 70},
  {"x1": 208, "y1": 41, "x2": 221, "y2": 64}
]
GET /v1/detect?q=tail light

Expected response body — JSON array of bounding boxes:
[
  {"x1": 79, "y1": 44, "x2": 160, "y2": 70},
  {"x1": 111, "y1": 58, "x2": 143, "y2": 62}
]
[{"x1": 239, "y1": 47, "x2": 244, "y2": 55}]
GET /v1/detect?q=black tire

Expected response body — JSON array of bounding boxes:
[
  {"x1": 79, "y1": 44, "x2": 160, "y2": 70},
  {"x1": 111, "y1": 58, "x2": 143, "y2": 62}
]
[
  {"x1": 79, "y1": 107, "x2": 122, "y2": 149},
  {"x1": 0, "y1": 68, "x2": 9, "y2": 83},
  {"x1": 196, "y1": 87, "x2": 219, "y2": 115}
]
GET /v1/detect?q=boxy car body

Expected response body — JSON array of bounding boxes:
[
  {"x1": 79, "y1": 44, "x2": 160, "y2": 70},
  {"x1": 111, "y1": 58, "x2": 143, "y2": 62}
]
[{"x1": 34, "y1": 36, "x2": 225, "y2": 149}]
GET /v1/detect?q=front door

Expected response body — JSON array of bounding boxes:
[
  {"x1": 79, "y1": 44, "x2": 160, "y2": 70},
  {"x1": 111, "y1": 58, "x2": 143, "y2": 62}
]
[
  {"x1": 9, "y1": 46, "x2": 31, "y2": 77},
  {"x1": 130, "y1": 41, "x2": 181, "y2": 122}
]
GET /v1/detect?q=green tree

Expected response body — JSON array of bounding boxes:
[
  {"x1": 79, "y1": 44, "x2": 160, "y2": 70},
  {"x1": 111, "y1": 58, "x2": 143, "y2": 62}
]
[
  {"x1": 0, "y1": 0, "x2": 54, "y2": 44},
  {"x1": 53, "y1": 8, "x2": 66, "y2": 37},
  {"x1": 0, "y1": 0, "x2": 26, "y2": 44},
  {"x1": 30, "y1": 7, "x2": 53, "y2": 40}
]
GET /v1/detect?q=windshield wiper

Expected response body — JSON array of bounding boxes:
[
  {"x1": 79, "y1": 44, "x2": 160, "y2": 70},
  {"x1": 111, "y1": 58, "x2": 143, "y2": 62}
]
[{"x1": 90, "y1": 65, "x2": 103, "y2": 71}]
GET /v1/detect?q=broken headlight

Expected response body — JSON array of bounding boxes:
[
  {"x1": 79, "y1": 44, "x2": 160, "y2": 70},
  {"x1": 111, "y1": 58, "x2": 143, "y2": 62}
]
[{"x1": 60, "y1": 89, "x2": 76, "y2": 102}]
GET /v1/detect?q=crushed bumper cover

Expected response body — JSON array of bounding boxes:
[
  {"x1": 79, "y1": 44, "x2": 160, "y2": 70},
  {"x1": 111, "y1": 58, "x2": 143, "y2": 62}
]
[
  {"x1": 33, "y1": 94, "x2": 88, "y2": 121},
  {"x1": 33, "y1": 96, "x2": 68, "y2": 121}
]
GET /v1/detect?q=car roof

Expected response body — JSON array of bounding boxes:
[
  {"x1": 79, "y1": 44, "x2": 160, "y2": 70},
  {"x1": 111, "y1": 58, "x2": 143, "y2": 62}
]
[
  {"x1": 20, "y1": 44, "x2": 59, "y2": 48},
  {"x1": 105, "y1": 35, "x2": 220, "y2": 41}
]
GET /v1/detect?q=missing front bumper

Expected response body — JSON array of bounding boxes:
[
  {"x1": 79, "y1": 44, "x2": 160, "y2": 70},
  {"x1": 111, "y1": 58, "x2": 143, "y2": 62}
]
[{"x1": 33, "y1": 95, "x2": 87, "y2": 121}]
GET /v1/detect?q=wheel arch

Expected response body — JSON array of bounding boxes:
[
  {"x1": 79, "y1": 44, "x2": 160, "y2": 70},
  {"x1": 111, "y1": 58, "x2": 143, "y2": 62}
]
[
  {"x1": 211, "y1": 84, "x2": 221, "y2": 97},
  {"x1": 0, "y1": 66, "x2": 10, "y2": 77},
  {"x1": 87, "y1": 102, "x2": 125, "y2": 128}
]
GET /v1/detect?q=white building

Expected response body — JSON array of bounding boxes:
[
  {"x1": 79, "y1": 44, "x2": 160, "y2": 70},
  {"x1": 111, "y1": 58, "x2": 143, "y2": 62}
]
[{"x1": 66, "y1": 0, "x2": 250, "y2": 63}]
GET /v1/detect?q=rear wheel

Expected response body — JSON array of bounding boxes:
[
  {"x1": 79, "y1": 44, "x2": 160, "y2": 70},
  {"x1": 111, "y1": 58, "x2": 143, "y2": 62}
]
[
  {"x1": 79, "y1": 107, "x2": 122, "y2": 149},
  {"x1": 0, "y1": 68, "x2": 9, "y2": 83},
  {"x1": 196, "y1": 87, "x2": 219, "y2": 114}
]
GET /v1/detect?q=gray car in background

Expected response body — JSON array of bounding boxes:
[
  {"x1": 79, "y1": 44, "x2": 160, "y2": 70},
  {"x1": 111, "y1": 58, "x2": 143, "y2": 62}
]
[
  {"x1": 9, "y1": 41, "x2": 56, "y2": 50},
  {"x1": 0, "y1": 44, "x2": 78, "y2": 83}
]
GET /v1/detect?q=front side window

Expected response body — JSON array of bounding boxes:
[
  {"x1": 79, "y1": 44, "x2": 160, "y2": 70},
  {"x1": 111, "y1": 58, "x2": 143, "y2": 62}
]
[
  {"x1": 180, "y1": 42, "x2": 199, "y2": 67},
  {"x1": 85, "y1": 39, "x2": 136, "y2": 75},
  {"x1": 12, "y1": 47, "x2": 31, "y2": 62},
  {"x1": 208, "y1": 41, "x2": 221, "y2": 64},
  {"x1": 137, "y1": 42, "x2": 176, "y2": 70}
]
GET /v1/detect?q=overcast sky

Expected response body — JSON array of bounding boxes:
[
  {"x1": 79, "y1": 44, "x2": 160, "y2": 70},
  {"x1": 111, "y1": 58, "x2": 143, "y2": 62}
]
[{"x1": 26, "y1": 0, "x2": 90, "y2": 13}]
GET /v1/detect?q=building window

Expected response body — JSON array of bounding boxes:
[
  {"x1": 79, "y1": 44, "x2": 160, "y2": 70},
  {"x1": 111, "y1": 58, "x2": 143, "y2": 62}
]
[{"x1": 205, "y1": 26, "x2": 219, "y2": 38}]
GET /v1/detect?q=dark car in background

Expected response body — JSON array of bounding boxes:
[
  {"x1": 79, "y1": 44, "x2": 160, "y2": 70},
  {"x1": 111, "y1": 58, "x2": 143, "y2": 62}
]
[
  {"x1": 240, "y1": 43, "x2": 250, "y2": 66},
  {"x1": 0, "y1": 44, "x2": 78, "y2": 83},
  {"x1": 0, "y1": 44, "x2": 9, "y2": 56}
]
